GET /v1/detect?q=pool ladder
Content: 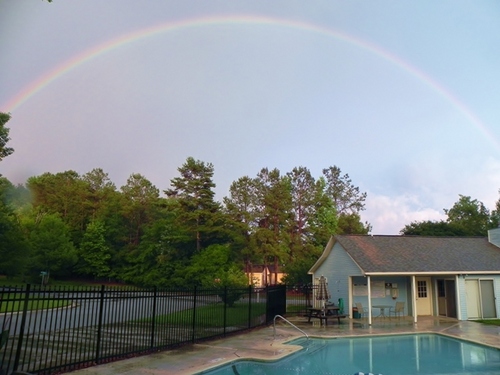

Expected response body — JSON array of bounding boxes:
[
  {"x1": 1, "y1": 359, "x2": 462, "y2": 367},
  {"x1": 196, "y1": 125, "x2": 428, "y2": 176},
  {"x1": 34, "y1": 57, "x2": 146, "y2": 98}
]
[{"x1": 273, "y1": 315, "x2": 309, "y2": 340}]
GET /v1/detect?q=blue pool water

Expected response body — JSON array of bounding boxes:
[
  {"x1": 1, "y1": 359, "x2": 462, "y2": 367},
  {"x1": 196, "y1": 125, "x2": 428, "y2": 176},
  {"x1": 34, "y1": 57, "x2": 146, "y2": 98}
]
[{"x1": 198, "y1": 334, "x2": 500, "y2": 375}]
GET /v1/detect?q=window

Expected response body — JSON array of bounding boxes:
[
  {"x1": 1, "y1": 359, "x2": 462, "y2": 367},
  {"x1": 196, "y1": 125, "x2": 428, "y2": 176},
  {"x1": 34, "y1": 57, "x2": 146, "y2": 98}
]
[
  {"x1": 437, "y1": 279, "x2": 445, "y2": 297},
  {"x1": 417, "y1": 280, "x2": 427, "y2": 298}
]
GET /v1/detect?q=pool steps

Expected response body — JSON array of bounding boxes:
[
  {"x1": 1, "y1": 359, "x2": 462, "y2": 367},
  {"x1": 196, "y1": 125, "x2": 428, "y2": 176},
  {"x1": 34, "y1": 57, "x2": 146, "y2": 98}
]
[{"x1": 273, "y1": 315, "x2": 309, "y2": 340}]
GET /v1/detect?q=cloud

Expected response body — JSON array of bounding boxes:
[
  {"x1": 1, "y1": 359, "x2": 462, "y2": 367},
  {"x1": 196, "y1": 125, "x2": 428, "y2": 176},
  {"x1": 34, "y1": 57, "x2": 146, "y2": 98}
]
[
  {"x1": 363, "y1": 193, "x2": 446, "y2": 235},
  {"x1": 363, "y1": 156, "x2": 500, "y2": 235}
]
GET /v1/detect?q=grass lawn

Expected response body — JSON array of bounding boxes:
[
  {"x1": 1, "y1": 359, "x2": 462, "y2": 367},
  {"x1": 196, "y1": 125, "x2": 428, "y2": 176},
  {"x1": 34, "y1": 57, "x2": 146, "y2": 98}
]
[
  {"x1": 474, "y1": 319, "x2": 500, "y2": 326},
  {"x1": 0, "y1": 276, "x2": 129, "y2": 288},
  {"x1": 0, "y1": 297, "x2": 72, "y2": 313},
  {"x1": 150, "y1": 302, "x2": 267, "y2": 327}
]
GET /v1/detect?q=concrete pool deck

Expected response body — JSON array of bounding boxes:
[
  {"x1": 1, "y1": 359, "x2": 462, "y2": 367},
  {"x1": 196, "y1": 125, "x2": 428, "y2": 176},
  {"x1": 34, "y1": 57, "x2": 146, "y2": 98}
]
[{"x1": 71, "y1": 316, "x2": 500, "y2": 375}]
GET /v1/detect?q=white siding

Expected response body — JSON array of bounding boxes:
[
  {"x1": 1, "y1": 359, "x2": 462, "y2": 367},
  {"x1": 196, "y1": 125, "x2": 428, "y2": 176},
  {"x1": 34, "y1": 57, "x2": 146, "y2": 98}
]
[{"x1": 458, "y1": 275, "x2": 500, "y2": 320}]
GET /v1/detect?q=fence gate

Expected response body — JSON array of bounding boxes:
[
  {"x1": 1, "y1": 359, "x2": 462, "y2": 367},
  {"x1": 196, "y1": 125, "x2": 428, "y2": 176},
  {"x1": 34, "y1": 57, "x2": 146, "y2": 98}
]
[{"x1": 265, "y1": 285, "x2": 286, "y2": 323}]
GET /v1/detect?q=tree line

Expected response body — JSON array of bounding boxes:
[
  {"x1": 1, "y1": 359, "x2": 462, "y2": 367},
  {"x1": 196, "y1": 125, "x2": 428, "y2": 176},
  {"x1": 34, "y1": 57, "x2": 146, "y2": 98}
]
[
  {"x1": 1, "y1": 112, "x2": 499, "y2": 288},
  {"x1": 0, "y1": 114, "x2": 372, "y2": 286},
  {"x1": 0, "y1": 161, "x2": 370, "y2": 287},
  {"x1": 400, "y1": 194, "x2": 500, "y2": 236}
]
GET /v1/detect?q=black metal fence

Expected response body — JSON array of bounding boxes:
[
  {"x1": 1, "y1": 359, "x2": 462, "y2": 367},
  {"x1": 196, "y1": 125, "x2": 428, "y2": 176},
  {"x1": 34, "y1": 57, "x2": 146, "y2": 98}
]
[{"x1": 0, "y1": 284, "x2": 287, "y2": 375}]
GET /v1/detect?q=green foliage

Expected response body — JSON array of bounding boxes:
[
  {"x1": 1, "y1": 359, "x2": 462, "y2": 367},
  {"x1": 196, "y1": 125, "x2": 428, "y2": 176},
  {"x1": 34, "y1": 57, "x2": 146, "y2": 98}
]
[
  {"x1": 77, "y1": 220, "x2": 111, "y2": 278},
  {"x1": 400, "y1": 220, "x2": 467, "y2": 236},
  {"x1": 24, "y1": 213, "x2": 78, "y2": 279},
  {"x1": 337, "y1": 213, "x2": 372, "y2": 234},
  {"x1": 401, "y1": 195, "x2": 496, "y2": 237},
  {"x1": 0, "y1": 112, "x2": 14, "y2": 162},
  {"x1": 27, "y1": 171, "x2": 91, "y2": 245},
  {"x1": 185, "y1": 244, "x2": 247, "y2": 287},
  {"x1": 444, "y1": 195, "x2": 493, "y2": 236},
  {"x1": 185, "y1": 244, "x2": 248, "y2": 306},
  {"x1": 282, "y1": 248, "x2": 320, "y2": 285},
  {"x1": 322, "y1": 166, "x2": 367, "y2": 215},
  {"x1": 165, "y1": 157, "x2": 225, "y2": 253},
  {"x1": 121, "y1": 173, "x2": 161, "y2": 245},
  {"x1": 0, "y1": 160, "x2": 373, "y2": 287}
]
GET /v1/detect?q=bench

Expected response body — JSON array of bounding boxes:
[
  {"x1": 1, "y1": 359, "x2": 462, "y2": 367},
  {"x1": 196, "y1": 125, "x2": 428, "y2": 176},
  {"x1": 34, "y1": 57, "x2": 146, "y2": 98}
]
[{"x1": 306, "y1": 307, "x2": 347, "y2": 325}]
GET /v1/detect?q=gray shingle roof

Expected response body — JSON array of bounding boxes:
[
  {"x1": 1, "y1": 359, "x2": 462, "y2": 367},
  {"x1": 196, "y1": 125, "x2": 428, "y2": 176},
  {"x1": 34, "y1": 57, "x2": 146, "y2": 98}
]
[{"x1": 336, "y1": 235, "x2": 500, "y2": 273}]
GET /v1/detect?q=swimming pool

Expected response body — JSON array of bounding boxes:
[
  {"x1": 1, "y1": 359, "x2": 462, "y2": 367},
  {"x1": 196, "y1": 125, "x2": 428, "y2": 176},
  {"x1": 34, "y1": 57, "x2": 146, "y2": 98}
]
[{"x1": 198, "y1": 334, "x2": 500, "y2": 375}]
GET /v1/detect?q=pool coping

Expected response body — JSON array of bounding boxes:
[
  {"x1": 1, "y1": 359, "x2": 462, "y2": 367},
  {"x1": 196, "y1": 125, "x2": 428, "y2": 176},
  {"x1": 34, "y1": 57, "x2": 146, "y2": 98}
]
[{"x1": 70, "y1": 317, "x2": 500, "y2": 375}]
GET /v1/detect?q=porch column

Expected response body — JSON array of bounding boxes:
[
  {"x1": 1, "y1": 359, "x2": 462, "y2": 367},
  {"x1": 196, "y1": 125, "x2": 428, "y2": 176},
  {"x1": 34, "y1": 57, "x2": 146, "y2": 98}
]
[
  {"x1": 367, "y1": 275, "x2": 372, "y2": 325},
  {"x1": 348, "y1": 276, "x2": 353, "y2": 318},
  {"x1": 455, "y1": 274, "x2": 462, "y2": 320},
  {"x1": 411, "y1": 275, "x2": 417, "y2": 324}
]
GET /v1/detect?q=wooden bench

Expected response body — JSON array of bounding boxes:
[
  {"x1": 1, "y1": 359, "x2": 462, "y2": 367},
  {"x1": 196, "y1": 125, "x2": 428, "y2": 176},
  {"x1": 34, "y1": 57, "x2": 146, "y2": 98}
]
[{"x1": 307, "y1": 307, "x2": 347, "y2": 325}]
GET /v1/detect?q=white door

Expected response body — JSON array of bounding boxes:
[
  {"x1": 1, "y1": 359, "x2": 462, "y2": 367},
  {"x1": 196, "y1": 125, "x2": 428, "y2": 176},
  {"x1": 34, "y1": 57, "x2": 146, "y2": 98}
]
[
  {"x1": 416, "y1": 277, "x2": 432, "y2": 315},
  {"x1": 466, "y1": 279, "x2": 497, "y2": 319},
  {"x1": 465, "y1": 280, "x2": 481, "y2": 319},
  {"x1": 480, "y1": 280, "x2": 497, "y2": 318}
]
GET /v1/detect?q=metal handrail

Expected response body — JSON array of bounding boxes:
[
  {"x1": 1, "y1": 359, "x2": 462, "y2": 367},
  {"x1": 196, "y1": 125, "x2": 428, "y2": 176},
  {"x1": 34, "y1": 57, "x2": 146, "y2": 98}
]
[{"x1": 273, "y1": 315, "x2": 309, "y2": 340}]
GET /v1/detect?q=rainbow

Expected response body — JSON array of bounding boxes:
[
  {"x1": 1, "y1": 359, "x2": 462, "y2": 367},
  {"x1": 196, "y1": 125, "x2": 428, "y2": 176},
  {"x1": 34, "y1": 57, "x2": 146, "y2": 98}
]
[{"x1": 2, "y1": 14, "x2": 497, "y2": 149}]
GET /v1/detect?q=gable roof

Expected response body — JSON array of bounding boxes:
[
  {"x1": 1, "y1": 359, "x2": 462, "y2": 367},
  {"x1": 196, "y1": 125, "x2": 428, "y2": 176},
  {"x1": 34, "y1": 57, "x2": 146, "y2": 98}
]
[
  {"x1": 244, "y1": 264, "x2": 283, "y2": 274},
  {"x1": 313, "y1": 235, "x2": 500, "y2": 274}
]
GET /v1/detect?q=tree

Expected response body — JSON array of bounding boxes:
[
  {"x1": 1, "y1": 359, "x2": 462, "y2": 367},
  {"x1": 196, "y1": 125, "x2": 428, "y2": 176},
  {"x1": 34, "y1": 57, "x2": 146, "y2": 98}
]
[
  {"x1": 165, "y1": 157, "x2": 224, "y2": 253},
  {"x1": 223, "y1": 176, "x2": 261, "y2": 265},
  {"x1": 27, "y1": 171, "x2": 91, "y2": 244},
  {"x1": 282, "y1": 168, "x2": 335, "y2": 285},
  {"x1": 25, "y1": 213, "x2": 78, "y2": 279},
  {"x1": 77, "y1": 220, "x2": 111, "y2": 278},
  {"x1": 185, "y1": 244, "x2": 248, "y2": 307},
  {"x1": 122, "y1": 199, "x2": 191, "y2": 287},
  {"x1": 492, "y1": 189, "x2": 500, "y2": 228},
  {"x1": 322, "y1": 166, "x2": 367, "y2": 215},
  {"x1": 400, "y1": 195, "x2": 495, "y2": 236},
  {"x1": 400, "y1": 220, "x2": 466, "y2": 236},
  {"x1": 82, "y1": 168, "x2": 117, "y2": 220},
  {"x1": 0, "y1": 178, "x2": 29, "y2": 277},
  {"x1": 337, "y1": 213, "x2": 371, "y2": 234},
  {"x1": 0, "y1": 112, "x2": 14, "y2": 162},
  {"x1": 287, "y1": 167, "x2": 318, "y2": 249},
  {"x1": 444, "y1": 195, "x2": 492, "y2": 236},
  {"x1": 322, "y1": 166, "x2": 370, "y2": 234},
  {"x1": 253, "y1": 168, "x2": 292, "y2": 282},
  {"x1": 121, "y1": 173, "x2": 160, "y2": 246}
]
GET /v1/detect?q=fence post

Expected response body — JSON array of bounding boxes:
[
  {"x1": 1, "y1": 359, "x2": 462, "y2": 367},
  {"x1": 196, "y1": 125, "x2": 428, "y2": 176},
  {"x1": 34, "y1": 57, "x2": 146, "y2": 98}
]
[
  {"x1": 150, "y1": 286, "x2": 157, "y2": 349},
  {"x1": 191, "y1": 286, "x2": 197, "y2": 343},
  {"x1": 223, "y1": 286, "x2": 227, "y2": 336},
  {"x1": 95, "y1": 285, "x2": 105, "y2": 364},
  {"x1": 247, "y1": 285, "x2": 252, "y2": 329},
  {"x1": 13, "y1": 284, "x2": 31, "y2": 372}
]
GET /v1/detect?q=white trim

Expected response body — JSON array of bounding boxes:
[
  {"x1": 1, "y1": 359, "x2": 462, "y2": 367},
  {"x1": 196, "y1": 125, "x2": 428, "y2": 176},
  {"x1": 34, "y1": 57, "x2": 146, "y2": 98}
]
[
  {"x1": 308, "y1": 237, "x2": 335, "y2": 274},
  {"x1": 412, "y1": 275, "x2": 417, "y2": 324},
  {"x1": 455, "y1": 274, "x2": 462, "y2": 320},
  {"x1": 365, "y1": 271, "x2": 500, "y2": 276},
  {"x1": 348, "y1": 276, "x2": 353, "y2": 318},
  {"x1": 367, "y1": 275, "x2": 372, "y2": 325}
]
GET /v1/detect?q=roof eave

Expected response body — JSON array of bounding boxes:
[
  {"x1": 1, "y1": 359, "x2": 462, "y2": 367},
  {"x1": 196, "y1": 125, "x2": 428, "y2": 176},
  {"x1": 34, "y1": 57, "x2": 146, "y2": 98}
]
[
  {"x1": 365, "y1": 271, "x2": 500, "y2": 276},
  {"x1": 308, "y1": 236, "x2": 335, "y2": 274}
]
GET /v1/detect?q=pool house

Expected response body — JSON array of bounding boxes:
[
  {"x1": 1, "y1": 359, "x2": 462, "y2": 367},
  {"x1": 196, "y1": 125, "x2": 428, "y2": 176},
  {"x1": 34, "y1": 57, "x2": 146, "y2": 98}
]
[{"x1": 308, "y1": 228, "x2": 500, "y2": 324}]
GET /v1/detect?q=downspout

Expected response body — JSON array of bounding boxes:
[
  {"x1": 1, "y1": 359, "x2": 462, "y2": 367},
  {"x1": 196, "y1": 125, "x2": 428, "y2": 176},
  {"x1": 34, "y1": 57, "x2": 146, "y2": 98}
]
[{"x1": 367, "y1": 275, "x2": 372, "y2": 325}]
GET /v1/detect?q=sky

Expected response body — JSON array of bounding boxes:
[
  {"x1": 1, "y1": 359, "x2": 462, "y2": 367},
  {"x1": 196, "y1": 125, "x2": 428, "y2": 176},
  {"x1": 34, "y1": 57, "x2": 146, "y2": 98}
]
[{"x1": 1, "y1": 1, "x2": 500, "y2": 235}]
